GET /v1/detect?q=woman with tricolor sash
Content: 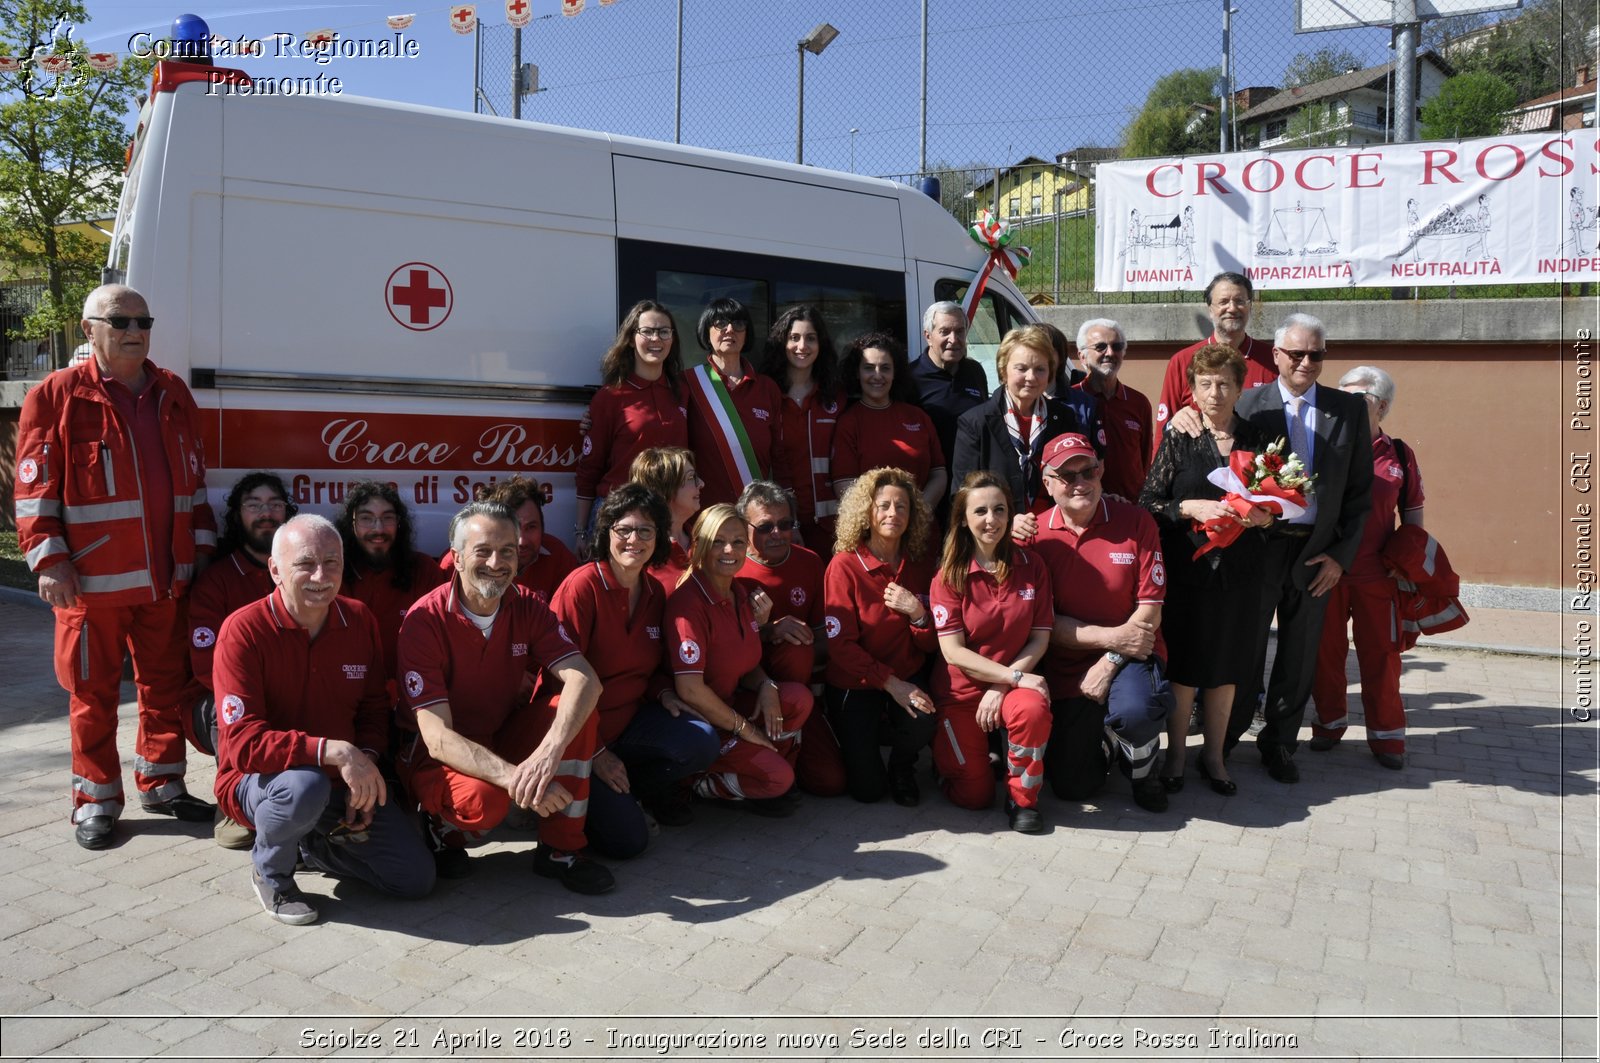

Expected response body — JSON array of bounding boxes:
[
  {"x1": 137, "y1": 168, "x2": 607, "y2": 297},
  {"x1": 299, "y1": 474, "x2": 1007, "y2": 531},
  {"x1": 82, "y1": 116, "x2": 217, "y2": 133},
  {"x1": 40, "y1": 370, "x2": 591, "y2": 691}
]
[
  {"x1": 684, "y1": 298, "x2": 790, "y2": 509},
  {"x1": 760, "y1": 305, "x2": 843, "y2": 553}
]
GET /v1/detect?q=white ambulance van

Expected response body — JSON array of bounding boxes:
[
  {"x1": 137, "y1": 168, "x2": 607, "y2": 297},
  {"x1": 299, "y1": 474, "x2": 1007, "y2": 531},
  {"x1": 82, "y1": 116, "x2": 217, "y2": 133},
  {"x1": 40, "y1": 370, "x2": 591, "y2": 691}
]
[{"x1": 108, "y1": 60, "x2": 1038, "y2": 549}]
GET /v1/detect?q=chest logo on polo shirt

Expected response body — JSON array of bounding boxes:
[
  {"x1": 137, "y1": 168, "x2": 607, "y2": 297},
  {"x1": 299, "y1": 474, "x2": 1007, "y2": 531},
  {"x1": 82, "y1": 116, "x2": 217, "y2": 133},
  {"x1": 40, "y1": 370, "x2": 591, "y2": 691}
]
[
  {"x1": 1152, "y1": 560, "x2": 1167, "y2": 586},
  {"x1": 964, "y1": 387, "x2": 982, "y2": 398},
  {"x1": 679, "y1": 639, "x2": 701, "y2": 664},
  {"x1": 192, "y1": 626, "x2": 216, "y2": 649},
  {"x1": 18, "y1": 458, "x2": 37, "y2": 484},
  {"x1": 646, "y1": 625, "x2": 661, "y2": 640},
  {"x1": 789, "y1": 586, "x2": 806, "y2": 607},
  {"x1": 558, "y1": 623, "x2": 575, "y2": 645},
  {"x1": 1386, "y1": 461, "x2": 1403, "y2": 480},
  {"x1": 512, "y1": 642, "x2": 528, "y2": 657},
  {"x1": 1019, "y1": 586, "x2": 1036, "y2": 601},
  {"x1": 1124, "y1": 418, "x2": 1141, "y2": 431},
  {"x1": 404, "y1": 671, "x2": 424, "y2": 698},
  {"x1": 903, "y1": 422, "x2": 922, "y2": 432},
  {"x1": 753, "y1": 408, "x2": 770, "y2": 421},
  {"x1": 220, "y1": 694, "x2": 245, "y2": 726},
  {"x1": 582, "y1": 436, "x2": 593, "y2": 456},
  {"x1": 824, "y1": 615, "x2": 841, "y2": 639},
  {"x1": 342, "y1": 663, "x2": 368, "y2": 680},
  {"x1": 932, "y1": 604, "x2": 950, "y2": 627},
  {"x1": 1109, "y1": 551, "x2": 1136, "y2": 566},
  {"x1": 1097, "y1": 428, "x2": 1107, "y2": 446}
]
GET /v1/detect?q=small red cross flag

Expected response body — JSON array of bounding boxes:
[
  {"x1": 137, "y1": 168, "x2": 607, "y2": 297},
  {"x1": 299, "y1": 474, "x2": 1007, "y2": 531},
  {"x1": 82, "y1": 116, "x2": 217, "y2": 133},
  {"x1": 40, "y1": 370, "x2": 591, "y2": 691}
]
[
  {"x1": 387, "y1": 13, "x2": 415, "y2": 30},
  {"x1": 506, "y1": 0, "x2": 532, "y2": 27},
  {"x1": 303, "y1": 28, "x2": 335, "y2": 49},
  {"x1": 562, "y1": 0, "x2": 585, "y2": 16},
  {"x1": 599, "y1": 0, "x2": 616, "y2": 6},
  {"x1": 87, "y1": 52, "x2": 119, "y2": 71},
  {"x1": 450, "y1": 4, "x2": 477, "y2": 32},
  {"x1": 0, "y1": 56, "x2": 23, "y2": 73},
  {"x1": 35, "y1": 54, "x2": 72, "y2": 74}
]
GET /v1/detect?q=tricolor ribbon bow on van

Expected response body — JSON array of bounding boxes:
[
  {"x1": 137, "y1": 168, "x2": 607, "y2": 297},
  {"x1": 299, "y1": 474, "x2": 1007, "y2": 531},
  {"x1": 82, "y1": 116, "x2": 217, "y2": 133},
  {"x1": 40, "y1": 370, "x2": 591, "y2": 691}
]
[{"x1": 963, "y1": 208, "x2": 1031, "y2": 320}]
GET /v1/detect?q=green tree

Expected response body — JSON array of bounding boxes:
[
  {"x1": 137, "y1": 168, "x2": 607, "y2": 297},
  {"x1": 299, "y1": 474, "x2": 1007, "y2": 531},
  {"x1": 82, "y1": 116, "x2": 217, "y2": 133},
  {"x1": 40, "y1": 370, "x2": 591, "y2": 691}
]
[
  {"x1": 1120, "y1": 67, "x2": 1221, "y2": 160},
  {"x1": 1283, "y1": 102, "x2": 1342, "y2": 148},
  {"x1": 1283, "y1": 46, "x2": 1367, "y2": 88},
  {"x1": 1419, "y1": 71, "x2": 1518, "y2": 139},
  {"x1": 1445, "y1": 0, "x2": 1598, "y2": 104},
  {"x1": 0, "y1": 1, "x2": 148, "y2": 369}
]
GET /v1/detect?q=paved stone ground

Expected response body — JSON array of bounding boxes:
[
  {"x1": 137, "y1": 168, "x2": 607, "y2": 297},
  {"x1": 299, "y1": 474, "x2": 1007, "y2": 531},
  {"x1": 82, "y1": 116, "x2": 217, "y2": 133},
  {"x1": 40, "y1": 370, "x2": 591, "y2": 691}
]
[{"x1": 0, "y1": 596, "x2": 1594, "y2": 1062}]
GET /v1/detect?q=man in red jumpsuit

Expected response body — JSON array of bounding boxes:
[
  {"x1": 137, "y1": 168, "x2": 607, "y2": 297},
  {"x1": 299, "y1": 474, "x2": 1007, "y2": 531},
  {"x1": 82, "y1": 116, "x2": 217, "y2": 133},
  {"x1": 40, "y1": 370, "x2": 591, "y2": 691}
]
[
  {"x1": 187, "y1": 471, "x2": 297, "y2": 848},
  {"x1": 14, "y1": 284, "x2": 218, "y2": 849},
  {"x1": 396, "y1": 501, "x2": 611, "y2": 893}
]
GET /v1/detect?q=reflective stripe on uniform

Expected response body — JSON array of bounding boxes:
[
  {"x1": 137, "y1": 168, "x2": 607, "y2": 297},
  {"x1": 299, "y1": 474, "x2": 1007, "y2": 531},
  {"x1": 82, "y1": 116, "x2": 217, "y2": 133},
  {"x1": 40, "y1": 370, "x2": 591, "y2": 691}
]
[
  {"x1": 1018, "y1": 771, "x2": 1045, "y2": 790},
  {"x1": 141, "y1": 779, "x2": 185, "y2": 802},
  {"x1": 813, "y1": 499, "x2": 839, "y2": 518},
  {"x1": 134, "y1": 756, "x2": 185, "y2": 778},
  {"x1": 1321, "y1": 715, "x2": 1349, "y2": 730},
  {"x1": 1369, "y1": 727, "x2": 1407, "y2": 740},
  {"x1": 72, "y1": 774, "x2": 122, "y2": 798},
  {"x1": 26, "y1": 536, "x2": 68, "y2": 568},
  {"x1": 554, "y1": 758, "x2": 592, "y2": 780},
  {"x1": 1007, "y1": 739, "x2": 1045, "y2": 765},
  {"x1": 78, "y1": 570, "x2": 152, "y2": 594},
  {"x1": 14, "y1": 497, "x2": 61, "y2": 519},
  {"x1": 173, "y1": 563, "x2": 193, "y2": 583},
  {"x1": 943, "y1": 719, "x2": 966, "y2": 765},
  {"x1": 74, "y1": 800, "x2": 123, "y2": 823},
  {"x1": 556, "y1": 798, "x2": 588, "y2": 818},
  {"x1": 193, "y1": 529, "x2": 217, "y2": 548},
  {"x1": 1421, "y1": 536, "x2": 1439, "y2": 577},
  {"x1": 63, "y1": 499, "x2": 144, "y2": 523},
  {"x1": 810, "y1": 456, "x2": 830, "y2": 474},
  {"x1": 192, "y1": 487, "x2": 208, "y2": 508},
  {"x1": 173, "y1": 494, "x2": 193, "y2": 514}
]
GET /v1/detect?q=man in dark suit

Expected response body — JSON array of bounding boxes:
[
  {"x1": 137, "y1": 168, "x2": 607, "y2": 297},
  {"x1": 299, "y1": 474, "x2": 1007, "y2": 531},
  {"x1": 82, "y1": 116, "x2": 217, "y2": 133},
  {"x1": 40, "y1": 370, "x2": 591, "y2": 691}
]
[{"x1": 1228, "y1": 313, "x2": 1373, "y2": 783}]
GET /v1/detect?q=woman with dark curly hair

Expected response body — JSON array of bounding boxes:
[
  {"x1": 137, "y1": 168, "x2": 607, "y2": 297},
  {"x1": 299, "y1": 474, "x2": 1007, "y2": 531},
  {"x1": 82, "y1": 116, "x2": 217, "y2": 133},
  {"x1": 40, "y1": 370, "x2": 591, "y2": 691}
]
[
  {"x1": 574, "y1": 301, "x2": 688, "y2": 543},
  {"x1": 831, "y1": 333, "x2": 948, "y2": 510},
  {"x1": 551, "y1": 484, "x2": 720, "y2": 856},
  {"x1": 760, "y1": 305, "x2": 843, "y2": 550},
  {"x1": 930, "y1": 471, "x2": 1054, "y2": 833},
  {"x1": 822, "y1": 467, "x2": 939, "y2": 805}
]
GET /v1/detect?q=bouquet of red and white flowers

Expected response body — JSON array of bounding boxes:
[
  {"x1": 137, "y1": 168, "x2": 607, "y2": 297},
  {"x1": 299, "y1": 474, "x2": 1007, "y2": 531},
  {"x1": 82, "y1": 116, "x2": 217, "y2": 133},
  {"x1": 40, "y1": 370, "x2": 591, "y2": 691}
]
[{"x1": 1192, "y1": 439, "x2": 1315, "y2": 558}]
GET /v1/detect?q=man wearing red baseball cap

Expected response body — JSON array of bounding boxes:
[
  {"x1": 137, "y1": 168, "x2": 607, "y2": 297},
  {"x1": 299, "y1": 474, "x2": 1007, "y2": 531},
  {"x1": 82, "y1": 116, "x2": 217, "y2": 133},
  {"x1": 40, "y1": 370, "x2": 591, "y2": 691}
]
[{"x1": 1030, "y1": 433, "x2": 1174, "y2": 813}]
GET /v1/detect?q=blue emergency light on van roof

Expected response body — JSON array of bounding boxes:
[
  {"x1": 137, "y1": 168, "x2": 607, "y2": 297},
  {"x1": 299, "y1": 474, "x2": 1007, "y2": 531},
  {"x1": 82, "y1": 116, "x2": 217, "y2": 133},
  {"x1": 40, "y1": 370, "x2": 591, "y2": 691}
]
[{"x1": 170, "y1": 13, "x2": 211, "y2": 62}]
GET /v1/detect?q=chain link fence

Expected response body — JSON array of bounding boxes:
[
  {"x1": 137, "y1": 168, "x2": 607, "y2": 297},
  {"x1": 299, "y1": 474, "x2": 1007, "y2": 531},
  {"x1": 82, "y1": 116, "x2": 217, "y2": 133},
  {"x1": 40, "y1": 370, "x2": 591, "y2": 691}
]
[{"x1": 472, "y1": 0, "x2": 1593, "y2": 304}]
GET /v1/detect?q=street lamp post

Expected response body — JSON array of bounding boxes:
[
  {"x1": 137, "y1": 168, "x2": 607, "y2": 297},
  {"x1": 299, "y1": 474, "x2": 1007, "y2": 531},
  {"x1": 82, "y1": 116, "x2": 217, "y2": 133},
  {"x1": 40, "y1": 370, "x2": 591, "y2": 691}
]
[
  {"x1": 849, "y1": 127, "x2": 859, "y2": 172},
  {"x1": 796, "y1": 23, "x2": 840, "y2": 165}
]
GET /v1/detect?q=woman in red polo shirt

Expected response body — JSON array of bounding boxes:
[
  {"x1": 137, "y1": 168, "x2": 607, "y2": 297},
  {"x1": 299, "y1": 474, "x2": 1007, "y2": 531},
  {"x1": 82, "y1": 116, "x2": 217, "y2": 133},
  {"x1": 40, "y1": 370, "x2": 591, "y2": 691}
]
[
  {"x1": 823, "y1": 467, "x2": 939, "y2": 806},
  {"x1": 552, "y1": 484, "x2": 720, "y2": 858},
  {"x1": 760, "y1": 306, "x2": 843, "y2": 551},
  {"x1": 664, "y1": 504, "x2": 813, "y2": 815},
  {"x1": 575, "y1": 301, "x2": 688, "y2": 543},
  {"x1": 628, "y1": 446, "x2": 701, "y2": 592},
  {"x1": 930, "y1": 471, "x2": 1054, "y2": 833},
  {"x1": 831, "y1": 334, "x2": 947, "y2": 511}
]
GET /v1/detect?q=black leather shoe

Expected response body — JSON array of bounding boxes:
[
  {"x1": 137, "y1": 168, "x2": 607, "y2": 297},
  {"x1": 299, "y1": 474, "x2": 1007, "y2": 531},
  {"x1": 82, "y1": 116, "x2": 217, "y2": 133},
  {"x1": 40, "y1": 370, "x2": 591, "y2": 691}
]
[
  {"x1": 142, "y1": 792, "x2": 216, "y2": 822},
  {"x1": 888, "y1": 763, "x2": 921, "y2": 807},
  {"x1": 74, "y1": 815, "x2": 116, "y2": 850},
  {"x1": 1261, "y1": 746, "x2": 1300, "y2": 784},
  {"x1": 1373, "y1": 751, "x2": 1404, "y2": 771},
  {"x1": 1006, "y1": 800, "x2": 1043, "y2": 834},
  {"x1": 1131, "y1": 776, "x2": 1169, "y2": 812},
  {"x1": 533, "y1": 847, "x2": 616, "y2": 895},
  {"x1": 1159, "y1": 774, "x2": 1185, "y2": 794},
  {"x1": 1197, "y1": 758, "x2": 1238, "y2": 796},
  {"x1": 1308, "y1": 735, "x2": 1339, "y2": 752}
]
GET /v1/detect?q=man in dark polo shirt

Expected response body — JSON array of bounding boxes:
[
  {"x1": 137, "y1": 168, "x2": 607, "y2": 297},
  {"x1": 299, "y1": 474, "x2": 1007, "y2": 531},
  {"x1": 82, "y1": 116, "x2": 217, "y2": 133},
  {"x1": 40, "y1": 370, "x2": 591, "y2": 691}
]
[{"x1": 909, "y1": 301, "x2": 989, "y2": 469}]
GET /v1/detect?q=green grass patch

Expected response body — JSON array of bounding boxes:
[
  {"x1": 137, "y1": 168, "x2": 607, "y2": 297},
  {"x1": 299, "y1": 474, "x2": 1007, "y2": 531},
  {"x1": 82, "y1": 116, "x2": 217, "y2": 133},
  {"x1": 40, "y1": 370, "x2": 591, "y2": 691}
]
[{"x1": 0, "y1": 531, "x2": 37, "y2": 592}]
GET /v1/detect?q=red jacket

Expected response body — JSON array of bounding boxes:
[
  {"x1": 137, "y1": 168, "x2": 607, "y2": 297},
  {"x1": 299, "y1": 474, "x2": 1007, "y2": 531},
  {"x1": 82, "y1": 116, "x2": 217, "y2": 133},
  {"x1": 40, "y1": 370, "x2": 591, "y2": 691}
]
[
  {"x1": 1381, "y1": 524, "x2": 1469, "y2": 649},
  {"x1": 14, "y1": 359, "x2": 216, "y2": 603}
]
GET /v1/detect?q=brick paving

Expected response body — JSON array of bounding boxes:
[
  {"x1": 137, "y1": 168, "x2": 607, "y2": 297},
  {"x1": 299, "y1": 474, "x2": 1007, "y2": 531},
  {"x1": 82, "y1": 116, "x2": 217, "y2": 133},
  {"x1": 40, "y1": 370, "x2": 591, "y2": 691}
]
[{"x1": 0, "y1": 595, "x2": 1594, "y2": 1061}]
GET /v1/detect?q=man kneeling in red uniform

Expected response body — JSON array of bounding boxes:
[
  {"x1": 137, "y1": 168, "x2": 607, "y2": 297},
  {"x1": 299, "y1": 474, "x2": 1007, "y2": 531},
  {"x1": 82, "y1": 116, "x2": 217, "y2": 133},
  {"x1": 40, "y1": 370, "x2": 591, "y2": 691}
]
[
  {"x1": 396, "y1": 501, "x2": 611, "y2": 894},
  {"x1": 213, "y1": 515, "x2": 436, "y2": 926}
]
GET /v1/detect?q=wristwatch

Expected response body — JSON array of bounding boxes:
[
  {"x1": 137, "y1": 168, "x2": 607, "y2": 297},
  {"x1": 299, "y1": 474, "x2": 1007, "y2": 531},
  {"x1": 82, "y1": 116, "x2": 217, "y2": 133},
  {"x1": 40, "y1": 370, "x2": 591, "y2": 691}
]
[
  {"x1": 1010, "y1": 668, "x2": 1024, "y2": 687},
  {"x1": 1105, "y1": 651, "x2": 1126, "y2": 667}
]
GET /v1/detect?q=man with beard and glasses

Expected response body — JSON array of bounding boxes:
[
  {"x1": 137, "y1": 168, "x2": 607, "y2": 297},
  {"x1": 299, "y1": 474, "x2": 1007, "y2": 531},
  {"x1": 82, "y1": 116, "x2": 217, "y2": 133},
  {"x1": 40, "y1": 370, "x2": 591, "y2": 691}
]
[
  {"x1": 336, "y1": 481, "x2": 445, "y2": 683},
  {"x1": 186, "y1": 472, "x2": 298, "y2": 848},
  {"x1": 395, "y1": 502, "x2": 611, "y2": 893}
]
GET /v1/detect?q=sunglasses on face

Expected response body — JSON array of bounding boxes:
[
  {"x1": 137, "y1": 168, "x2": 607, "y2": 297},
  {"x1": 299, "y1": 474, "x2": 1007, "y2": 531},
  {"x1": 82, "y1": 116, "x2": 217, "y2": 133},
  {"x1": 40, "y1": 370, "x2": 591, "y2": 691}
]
[
  {"x1": 1081, "y1": 341, "x2": 1127, "y2": 354},
  {"x1": 87, "y1": 315, "x2": 155, "y2": 331},
  {"x1": 750, "y1": 519, "x2": 798, "y2": 535},
  {"x1": 1277, "y1": 348, "x2": 1326, "y2": 363},
  {"x1": 1045, "y1": 464, "x2": 1102, "y2": 485},
  {"x1": 710, "y1": 319, "x2": 748, "y2": 332}
]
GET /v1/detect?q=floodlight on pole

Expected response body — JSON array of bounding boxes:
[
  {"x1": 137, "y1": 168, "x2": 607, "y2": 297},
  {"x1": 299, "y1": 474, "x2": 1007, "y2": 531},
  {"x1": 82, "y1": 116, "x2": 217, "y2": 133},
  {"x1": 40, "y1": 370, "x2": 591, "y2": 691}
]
[
  {"x1": 849, "y1": 127, "x2": 859, "y2": 172},
  {"x1": 796, "y1": 23, "x2": 840, "y2": 165}
]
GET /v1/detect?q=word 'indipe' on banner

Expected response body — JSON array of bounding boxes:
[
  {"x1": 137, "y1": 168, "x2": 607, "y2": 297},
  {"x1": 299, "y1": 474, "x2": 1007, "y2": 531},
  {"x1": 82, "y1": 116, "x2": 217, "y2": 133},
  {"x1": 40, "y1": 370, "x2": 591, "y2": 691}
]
[{"x1": 1093, "y1": 132, "x2": 1600, "y2": 292}]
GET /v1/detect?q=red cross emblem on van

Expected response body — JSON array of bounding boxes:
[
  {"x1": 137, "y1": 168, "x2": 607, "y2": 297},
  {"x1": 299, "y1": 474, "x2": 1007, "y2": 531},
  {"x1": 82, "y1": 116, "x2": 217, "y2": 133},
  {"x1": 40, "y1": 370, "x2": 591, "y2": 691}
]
[{"x1": 386, "y1": 262, "x2": 453, "y2": 331}]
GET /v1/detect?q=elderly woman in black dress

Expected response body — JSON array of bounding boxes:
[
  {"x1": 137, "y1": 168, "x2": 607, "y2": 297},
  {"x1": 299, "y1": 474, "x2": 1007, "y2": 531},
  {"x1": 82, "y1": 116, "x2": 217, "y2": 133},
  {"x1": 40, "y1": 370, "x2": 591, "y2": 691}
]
[{"x1": 1138, "y1": 343, "x2": 1276, "y2": 796}]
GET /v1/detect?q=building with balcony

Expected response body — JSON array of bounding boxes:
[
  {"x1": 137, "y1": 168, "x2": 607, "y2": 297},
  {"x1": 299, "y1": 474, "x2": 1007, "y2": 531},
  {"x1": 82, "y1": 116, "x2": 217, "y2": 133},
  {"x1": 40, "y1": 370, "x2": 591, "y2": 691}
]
[{"x1": 1238, "y1": 54, "x2": 1453, "y2": 150}]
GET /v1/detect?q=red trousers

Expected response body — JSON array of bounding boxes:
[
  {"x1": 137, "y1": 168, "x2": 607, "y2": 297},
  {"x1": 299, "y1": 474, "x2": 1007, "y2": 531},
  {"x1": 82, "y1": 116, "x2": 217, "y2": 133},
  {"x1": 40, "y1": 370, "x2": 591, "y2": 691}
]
[
  {"x1": 693, "y1": 681, "x2": 813, "y2": 800},
  {"x1": 762, "y1": 638, "x2": 845, "y2": 796},
  {"x1": 933, "y1": 688, "x2": 1051, "y2": 810},
  {"x1": 53, "y1": 599, "x2": 189, "y2": 823},
  {"x1": 1312, "y1": 578, "x2": 1406, "y2": 754},
  {"x1": 399, "y1": 693, "x2": 599, "y2": 852}
]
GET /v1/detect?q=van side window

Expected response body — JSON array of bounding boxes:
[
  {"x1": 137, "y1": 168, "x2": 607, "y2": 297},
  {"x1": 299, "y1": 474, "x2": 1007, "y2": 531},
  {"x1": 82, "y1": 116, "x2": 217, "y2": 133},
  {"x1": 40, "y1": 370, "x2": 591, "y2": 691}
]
[{"x1": 619, "y1": 239, "x2": 906, "y2": 366}]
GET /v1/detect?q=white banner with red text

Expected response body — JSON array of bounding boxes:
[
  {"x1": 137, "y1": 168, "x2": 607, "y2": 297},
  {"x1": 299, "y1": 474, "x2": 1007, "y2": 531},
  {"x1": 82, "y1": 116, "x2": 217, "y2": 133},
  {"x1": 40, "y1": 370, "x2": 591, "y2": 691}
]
[{"x1": 1094, "y1": 132, "x2": 1600, "y2": 292}]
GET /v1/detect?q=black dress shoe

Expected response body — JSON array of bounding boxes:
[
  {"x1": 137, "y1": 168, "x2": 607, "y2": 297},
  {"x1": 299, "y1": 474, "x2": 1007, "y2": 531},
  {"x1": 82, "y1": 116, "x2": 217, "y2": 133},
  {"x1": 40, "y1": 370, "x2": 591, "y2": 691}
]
[
  {"x1": 1197, "y1": 758, "x2": 1237, "y2": 796},
  {"x1": 74, "y1": 815, "x2": 116, "y2": 850},
  {"x1": 1006, "y1": 800, "x2": 1043, "y2": 834},
  {"x1": 1308, "y1": 735, "x2": 1339, "y2": 752},
  {"x1": 888, "y1": 763, "x2": 921, "y2": 807},
  {"x1": 1131, "y1": 776, "x2": 1169, "y2": 812},
  {"x1": 142, "y1": 792, "x2": 215, "y2": 822},
  {"x1": 1159, "y1": 774, "x2": 1185, "y2": 794},
  {"x1": 1373, "y1": 751, "x2": 1404, "y2": 770},
  {"x1": 1261, "y1": 746, "x2": 1300, "y2": 784}
]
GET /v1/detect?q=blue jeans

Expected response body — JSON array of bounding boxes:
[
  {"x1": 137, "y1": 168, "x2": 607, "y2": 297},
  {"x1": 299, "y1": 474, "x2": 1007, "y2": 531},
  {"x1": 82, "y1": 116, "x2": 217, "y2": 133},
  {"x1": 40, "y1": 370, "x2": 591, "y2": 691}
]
[
  {"x1": 585, "y1": 703, "x2": 718, "y2": 859},
  {"x1": 236, "y1": 767, "x2": 435, "y2": 898},
  {"x1": 1047, "y1": 657, "x2": 1173, "y2": 799}
]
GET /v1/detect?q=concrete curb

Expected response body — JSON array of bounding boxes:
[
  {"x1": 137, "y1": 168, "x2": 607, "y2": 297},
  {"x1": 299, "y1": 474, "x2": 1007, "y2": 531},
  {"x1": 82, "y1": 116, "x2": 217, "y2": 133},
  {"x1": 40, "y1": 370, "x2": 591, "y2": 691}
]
[{"x1": 0, "y1": 584, "x2": 47, "y2": 610}]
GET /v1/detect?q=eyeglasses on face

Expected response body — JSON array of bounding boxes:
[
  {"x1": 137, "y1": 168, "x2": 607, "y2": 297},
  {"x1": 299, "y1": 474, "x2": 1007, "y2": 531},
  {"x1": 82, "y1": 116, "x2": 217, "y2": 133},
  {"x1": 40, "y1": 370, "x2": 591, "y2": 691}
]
[
  {"x1": 610, "y1": 524, "x2": 656, "y2": 541},
  {"x1": 1277, "y1": 348, "x2": 1326, "y2": 363},
  {"x1": 1081, "y1": 341, "x2": 1127, "y2": 354},
  {"x1": 87, "y1": 315, "x2": 155, "y2": 331},
  {"x1": 636, "y1": 327, "x2": 674, "y2": 339},
  {"x1": 750, "y1": 519, "x2": 798, "y2": 535},
  {"x1": 354, "y1": 512, "x2": 398, "y2": 529},
  {"x1": 241, "y1": 499, "x2": 289, "y2": 515},
  {"x1": 1045, "y1": 464, "x2": 1102, "y2": 485}
]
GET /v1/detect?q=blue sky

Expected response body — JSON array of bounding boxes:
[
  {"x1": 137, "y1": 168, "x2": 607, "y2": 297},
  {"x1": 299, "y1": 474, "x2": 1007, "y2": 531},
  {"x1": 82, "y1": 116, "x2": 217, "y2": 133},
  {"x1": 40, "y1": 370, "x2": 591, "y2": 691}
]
[{"x1": 75, "y1": 0, "x2": 1486, "y2": 176}]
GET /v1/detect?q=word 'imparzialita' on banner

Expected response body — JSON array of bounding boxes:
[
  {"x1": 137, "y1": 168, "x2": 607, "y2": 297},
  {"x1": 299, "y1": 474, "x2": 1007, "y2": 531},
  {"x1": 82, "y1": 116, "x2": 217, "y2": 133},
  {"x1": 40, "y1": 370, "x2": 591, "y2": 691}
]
[{"x1": 1094, "y1": 132, "x2": 1600, "y2": 292}]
